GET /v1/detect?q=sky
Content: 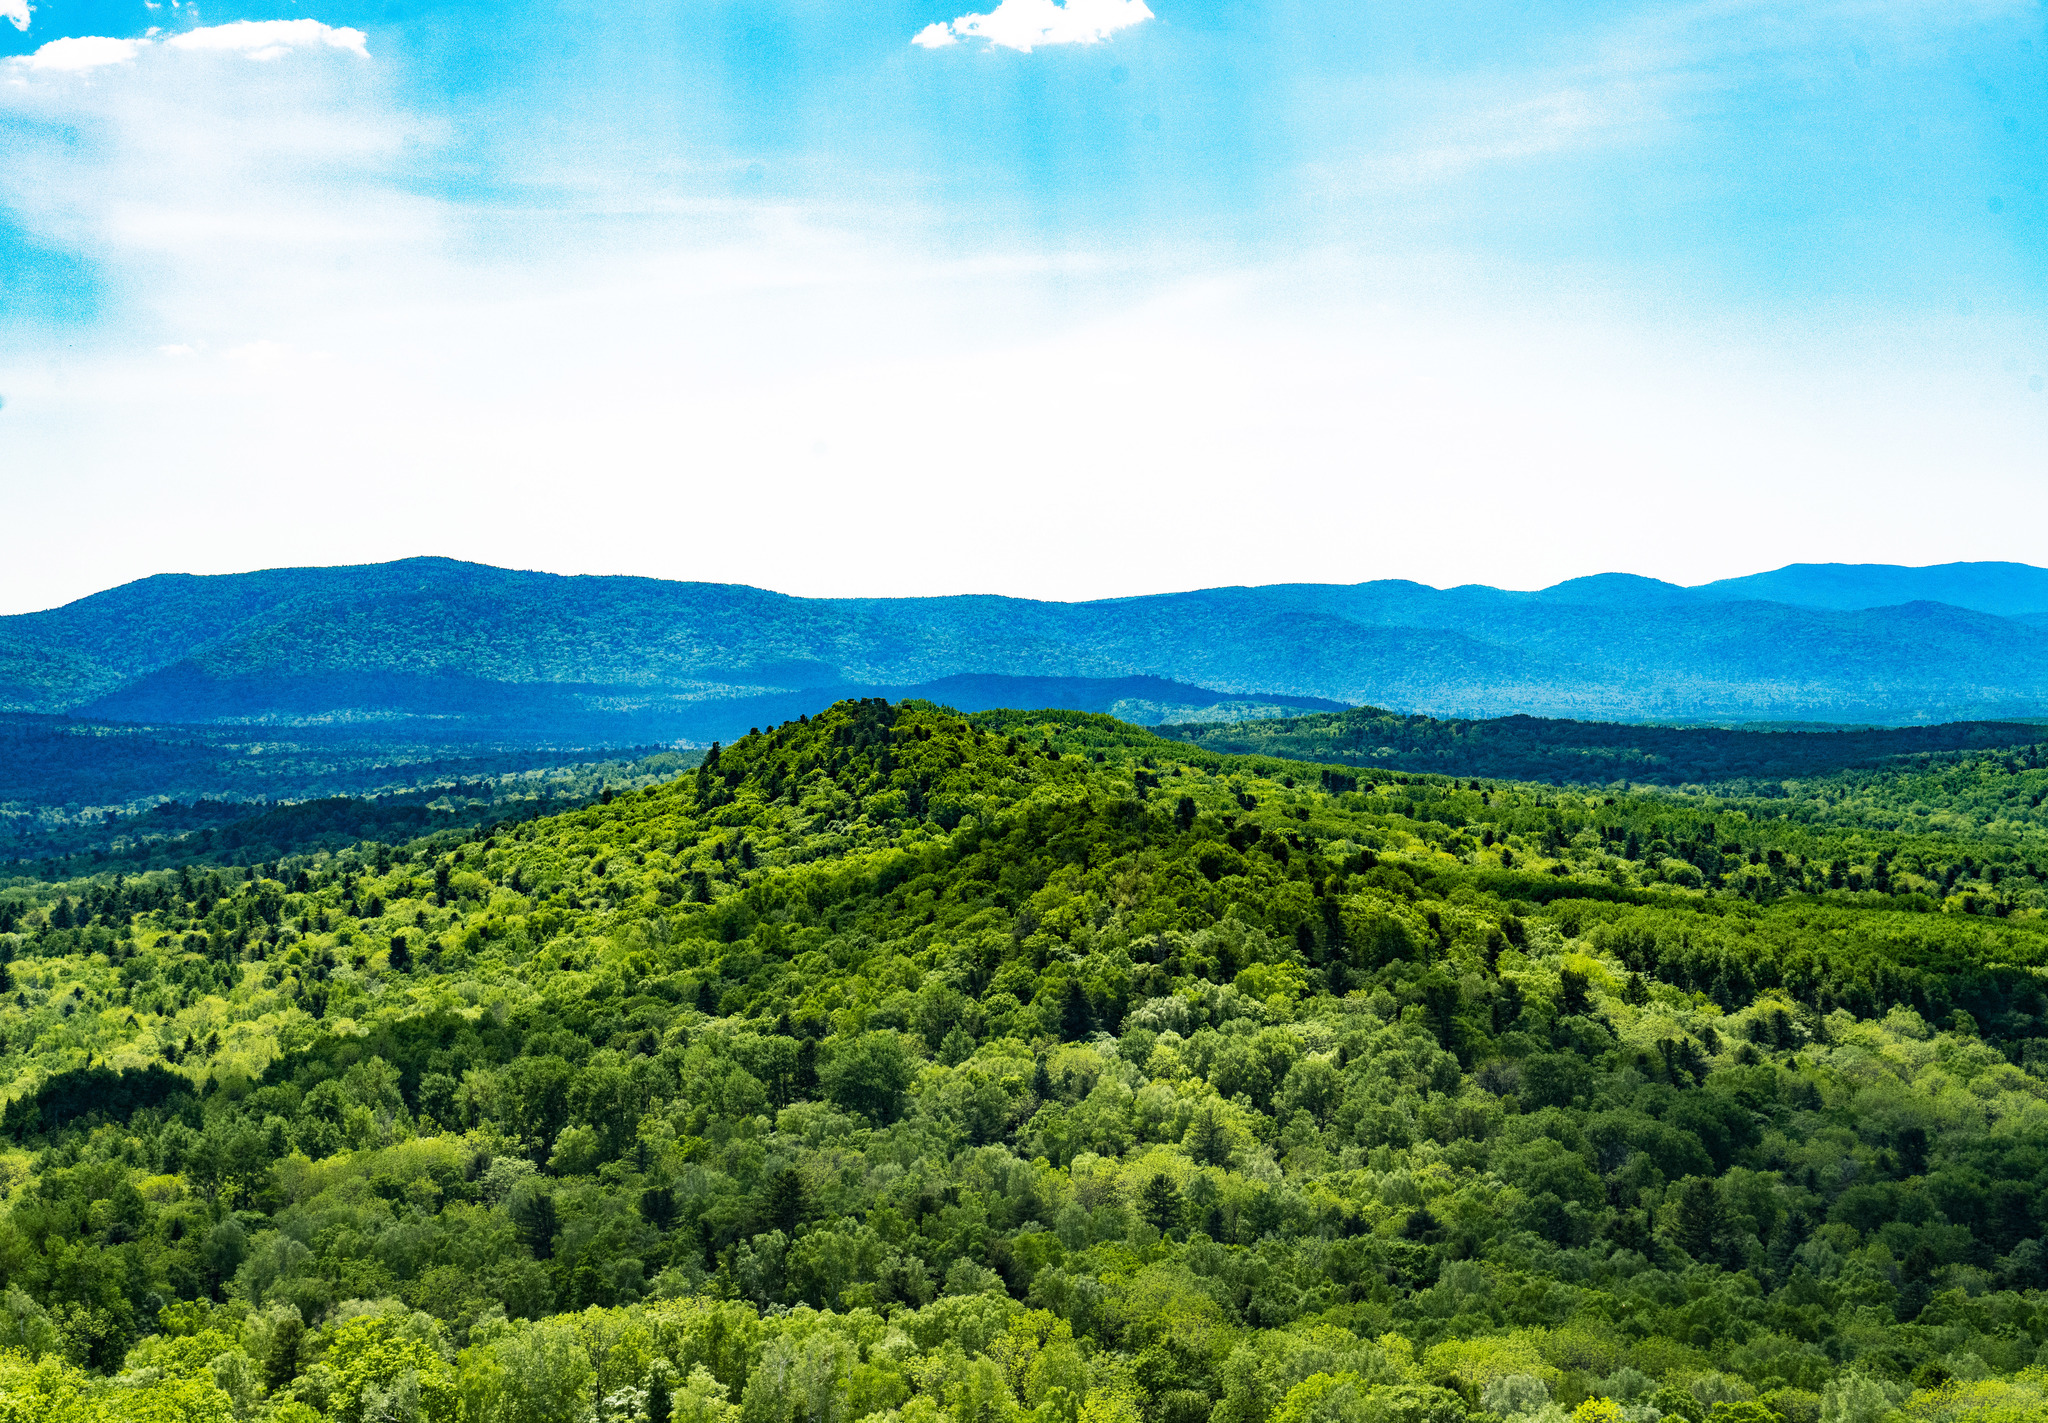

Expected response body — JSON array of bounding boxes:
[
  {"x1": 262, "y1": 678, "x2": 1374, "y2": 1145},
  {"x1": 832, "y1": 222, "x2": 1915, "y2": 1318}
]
[{"x1": 0, "y1": 0, "x2": 2043, "y2": 615}]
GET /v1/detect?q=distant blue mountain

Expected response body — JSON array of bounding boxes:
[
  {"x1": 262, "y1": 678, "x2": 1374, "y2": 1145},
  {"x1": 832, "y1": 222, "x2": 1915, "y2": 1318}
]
[
  {"x1": 6, "y1": 557, "x2": 2048, "y2": 732},
  {"x1": 1525, "y1": 572, "x2": 1699, "y2": 608},
  {"x1": 1691, "y1": 562, "x2": 2048, "y2": 617}
]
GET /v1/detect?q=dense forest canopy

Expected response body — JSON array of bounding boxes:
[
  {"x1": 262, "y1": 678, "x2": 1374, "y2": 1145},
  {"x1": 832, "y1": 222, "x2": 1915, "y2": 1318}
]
[
  {"x1": 1159, "y1": 709, "x2": 2048, "y2": 790},
  {"x1": 0, "y1": 713, "x2": 692, "y2": 828},
  {"x1": 1, "y1": 700, "x2": 2046, "y2": 1423},
  {"x1": 2, "y1": 749, "x2": 701, "y2": 880}
]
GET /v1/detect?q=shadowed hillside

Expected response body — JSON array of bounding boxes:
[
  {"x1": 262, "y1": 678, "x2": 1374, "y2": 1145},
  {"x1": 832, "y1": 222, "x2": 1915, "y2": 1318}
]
[{"x1": 1159, "y1": 705, "x2": 2048, "y2": 787}]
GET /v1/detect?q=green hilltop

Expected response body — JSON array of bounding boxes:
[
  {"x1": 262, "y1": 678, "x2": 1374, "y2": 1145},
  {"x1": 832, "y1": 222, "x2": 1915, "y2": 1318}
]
[{"x1": 1, "y1": 700, "x2": 2046, "y2": 1422}]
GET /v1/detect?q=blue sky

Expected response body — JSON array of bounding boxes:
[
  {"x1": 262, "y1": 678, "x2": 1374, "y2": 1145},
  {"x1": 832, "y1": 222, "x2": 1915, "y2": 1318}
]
[{"x1": 0, "y1": 0, "x2": 2043, "y2": 612}]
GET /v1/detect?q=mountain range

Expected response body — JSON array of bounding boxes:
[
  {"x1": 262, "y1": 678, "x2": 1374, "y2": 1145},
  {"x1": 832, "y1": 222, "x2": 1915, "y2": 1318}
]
[{"x1": 6, "y1": 557, "x2": 2048, "y2": 736}]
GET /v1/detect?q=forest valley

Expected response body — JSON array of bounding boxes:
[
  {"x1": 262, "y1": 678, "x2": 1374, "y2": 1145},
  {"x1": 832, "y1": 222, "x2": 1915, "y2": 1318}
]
[{"x1": 0, "y1": 700, "x2": 2046, "y2": 1423}]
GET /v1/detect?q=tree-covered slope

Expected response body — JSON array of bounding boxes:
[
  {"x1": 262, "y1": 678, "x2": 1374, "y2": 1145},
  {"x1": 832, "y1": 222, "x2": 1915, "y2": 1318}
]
[
  {"x1": 1, "y1": 748, "x2": 703, "y2": 879},
  {"x1": 0, "y1": 679, "x2": 1323, "y2": 837},
  {"x1": 1156, "y1": 708, "x2": 2048, "y2": 788},
  {"x1": 3, "y1": 701, "x2": 2048, "y2": 1422}
]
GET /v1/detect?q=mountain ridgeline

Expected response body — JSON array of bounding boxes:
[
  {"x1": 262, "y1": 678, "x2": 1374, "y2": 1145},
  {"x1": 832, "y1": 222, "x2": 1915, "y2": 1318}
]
[
  {"x1": 2, "y1": 700, "x2": 2048, "y2": 1422},
  {"x1": 9, "y1": 558, "x2": 2048, "y2": 734}
]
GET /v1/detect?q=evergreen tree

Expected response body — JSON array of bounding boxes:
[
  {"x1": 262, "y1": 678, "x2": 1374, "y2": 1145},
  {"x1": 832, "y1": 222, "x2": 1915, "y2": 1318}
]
[
  {"x1": 766, "y1": 1168, "x2": 811, "y2": 1235},
  {"x1": 264, "y1": 1313, "x2": 305, "y2": 1392},
  {"x1": 1558, "y1": 967, "x2": 1592, "y2": 1016},
  {"x1": 512, "y1": 1191, "x2": 559, "y2": 1259},
  {"x1": 795, "y1": 1038, "x2": 819, "y2": 1097},
  {"x1": 1673, "y1": 1177, "x2": 1726, "y2": 1263},
  {"x1": 1141, "y1": 1173, "x2": 1182, "y2": 1235},
  {"x1": 1060, "y1": 980, "x2": 1092, "y2": 1040},
  {"x1": 641, "y1": 1185, "x2": 678, "y2": 1231},
  {"x1": 1187, "y1": 1106, "x2": 1230, "y2": 1167}
]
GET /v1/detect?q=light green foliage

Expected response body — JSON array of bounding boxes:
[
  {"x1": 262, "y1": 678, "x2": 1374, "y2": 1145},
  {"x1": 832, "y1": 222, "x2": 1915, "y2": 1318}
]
[
  {"x1": 1819, "y1": 1375, "x2": 1898, "y2": 1423},
  {"x1": 6, "y1": 701, "x2": 2048, "y2": 1423},
  {"x1": 1479, "y1": 1376, "x2": 1549, "y2": 1418},
  {"x1": 293, "y1": 1313, "x2": 455, "y2": 1423},
  {"x1": 1898, "y1": 1368, "x2": 2048, "y2": 1420},
  {"x1": 0, "y1": 1344, "x2": 235, "y2": 1423},
  {"x1": 458, "y1": 1317, "x2": 593, "y2": 1423},
  {"x1": 0, "y1": 1289, "x2": 62, "y2": 1359}
]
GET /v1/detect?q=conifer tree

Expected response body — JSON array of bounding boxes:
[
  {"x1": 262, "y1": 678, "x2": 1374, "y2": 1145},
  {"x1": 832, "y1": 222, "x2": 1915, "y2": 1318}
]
[
  {"x1": 1673, "y1": 1177, "x2": 1727, "y2": 1263},
  {"x1": 1060, "y1": 980, "x2": 1092, "y2": 1039},
  {"x1": 1187, "y1": 1107, "x2": 1230, "y2": 1167},
  {"x1": 1142, "y1": 1174, "x2": 1182, "y2": 1234}
]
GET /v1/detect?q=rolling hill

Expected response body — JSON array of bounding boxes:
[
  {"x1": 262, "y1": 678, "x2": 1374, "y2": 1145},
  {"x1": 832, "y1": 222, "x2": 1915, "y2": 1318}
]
[
  {"x1": 3, "y1": 699, "x2": 2048, "y2": 1422},
  {"x1": 7, "y1": 558, "x2": 2048, "y2": 736}
]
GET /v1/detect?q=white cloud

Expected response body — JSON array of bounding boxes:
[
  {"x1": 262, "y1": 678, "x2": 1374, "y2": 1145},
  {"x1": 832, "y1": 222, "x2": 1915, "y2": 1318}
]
[
  {"x1": 1, "y1": 0, "x2": 29, "y2": 34},
  {"x1": 13, "y1": 35, "x2": 142, "y2": 71},
  {"x1": 912, "y1": 0, "x2": 1153, "y2": 53},
  {"x1": 7, "y1": 20, "x2": 367, "y2": 76},
  {"x1": 165, "y1": 19, "x2": 368, "y2": 61}
]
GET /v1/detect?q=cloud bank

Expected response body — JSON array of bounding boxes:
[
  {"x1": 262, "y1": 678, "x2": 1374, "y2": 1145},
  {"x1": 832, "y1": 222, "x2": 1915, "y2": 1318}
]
[
  {"x1": 165, "y1": 19, "x2": 370, "y2": 61},
  {"x1": 12, "y1": 34, "x2": 138, "y2": 70},
  {"x1": 8, "y1": 19, "x2": 368, "y2": 72},
  {"x1": 913, "y1": 0, "x2": 1153, "y2": 53}
]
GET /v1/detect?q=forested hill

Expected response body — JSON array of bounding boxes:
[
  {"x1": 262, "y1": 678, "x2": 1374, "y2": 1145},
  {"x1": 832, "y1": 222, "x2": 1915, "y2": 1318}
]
[
  {"x1": 0, "y1": 714, "x2": 687, "y2": 819},
  {"x1": 4, "y1": 700, "x2": 2048, "y2": 1423},
  {"x1": 1157, "y1": 708, "x2": 2048, "y2": 787},
  {"x1": 1, "y1": 745, "x2": 700, "y2": 881},
  {"x1": 13, "y1": 557, "x2": 2048, "y2": 728}
]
